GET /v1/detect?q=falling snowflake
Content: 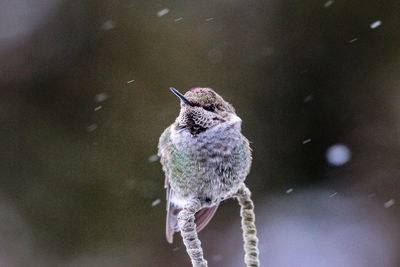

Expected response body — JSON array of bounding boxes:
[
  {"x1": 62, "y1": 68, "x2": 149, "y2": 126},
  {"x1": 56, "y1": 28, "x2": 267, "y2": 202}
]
[
  {"x1": 370, "y1": 20, "x2": 382, "y2": 29},
  {"x1": 152, "y1": 198, "x2": 161, "y2": 207},
  {"x1": 303, "y1": 95, "x2": 313, "y2": 103},
  {"x1": 329, "y1": 192, "x2": 338, "y2": 198},
  {"x1": 302, "y1": 138, "x2": 312, "y2": 145},
  {"x1": 148, "y1": 154, "x2": 159, "y2": 163},
  {"x1": 326, "y1": 144, "x2": 351, "y2": 166},
  {"x1": 86, "y1": 124, "x2": 98, "y2": 132},
  {"x1": 94, "y1": 92, "x2": 108, "y2": 103},
  {"x1": 384, "y1": 199, "x2": 395, "y2": 208},
  {"x1": 157, "y1": 8, "x2": 169, "y2": 17},
  {"x1": 102, "y1": 20, "x2": 116, "y2": 30},
  {"x1": 324, "y1": 0, "x2": 334, "y2": 8}
]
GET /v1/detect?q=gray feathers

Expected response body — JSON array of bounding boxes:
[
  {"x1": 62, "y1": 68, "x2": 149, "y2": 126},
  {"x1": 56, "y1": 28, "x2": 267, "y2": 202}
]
[{"x1": 158, "y1": 88, "x2": 252, "y2": 244}]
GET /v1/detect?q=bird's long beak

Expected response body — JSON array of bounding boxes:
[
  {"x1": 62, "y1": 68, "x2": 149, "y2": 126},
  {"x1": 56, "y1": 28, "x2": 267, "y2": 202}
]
[{"x1": 170, "y1": 87, "x2": 194, "y2": 107}]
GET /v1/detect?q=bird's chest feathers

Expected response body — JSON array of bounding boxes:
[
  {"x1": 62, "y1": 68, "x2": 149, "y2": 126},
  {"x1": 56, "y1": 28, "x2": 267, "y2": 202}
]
[
  {"x1": 171, "y1": 117, "x2": 242, "y2": 166},
  {"x1": 168, "y1": 116, "x2": 248, "y2": 201}
]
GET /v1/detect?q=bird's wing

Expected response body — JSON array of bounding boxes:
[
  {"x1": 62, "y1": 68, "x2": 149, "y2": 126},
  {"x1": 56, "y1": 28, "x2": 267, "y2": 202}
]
[
  {"x1": 158, "y1": 125, "x2": 173, "y2": 189},
  {"x1": 165, "y1": 185, "x2": 180, "y2": 243},
  {"x1": 158, "y1": 125, "x2": 180, "y2": 243}
]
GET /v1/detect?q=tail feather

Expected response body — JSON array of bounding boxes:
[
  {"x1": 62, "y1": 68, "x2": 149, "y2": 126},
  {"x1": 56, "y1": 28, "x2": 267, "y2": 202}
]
[
  {"x1": 166, "y1": 203, "x2": 180, "y2": 244},
  {"x1": 195, "y1": 205, "x2": 219, "y2": 232}
]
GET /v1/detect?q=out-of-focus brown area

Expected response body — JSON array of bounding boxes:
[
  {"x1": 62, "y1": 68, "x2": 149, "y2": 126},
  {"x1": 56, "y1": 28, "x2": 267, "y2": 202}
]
[{"x1": 1, "y1": 0, "x2": 399, "y2": 266}]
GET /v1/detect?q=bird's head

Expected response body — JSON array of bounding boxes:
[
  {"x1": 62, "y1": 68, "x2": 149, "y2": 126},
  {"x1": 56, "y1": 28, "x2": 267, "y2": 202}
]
[{"x1": 170, "y1": 87, "x2": 236, "y2": 135}]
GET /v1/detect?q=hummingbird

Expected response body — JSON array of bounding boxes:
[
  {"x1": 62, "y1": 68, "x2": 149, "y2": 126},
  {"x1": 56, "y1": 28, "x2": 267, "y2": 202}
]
[{"x1": 158, "y1": 87, "x2": 252, "y2": 244}]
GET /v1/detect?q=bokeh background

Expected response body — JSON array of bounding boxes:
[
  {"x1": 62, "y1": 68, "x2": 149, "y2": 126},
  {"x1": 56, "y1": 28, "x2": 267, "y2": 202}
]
[{"x1": 1, "y1": 0, "x2": 400, "y2": 266}]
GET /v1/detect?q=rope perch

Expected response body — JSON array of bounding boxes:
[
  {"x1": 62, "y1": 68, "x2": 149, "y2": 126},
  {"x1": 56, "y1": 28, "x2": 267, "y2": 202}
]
[
  {"x1": 236, "y1": 183, "x2": 260, "y2": 267},
  {"x1": 177, "y1": 184, "x2": 259, "y2": 267},
  {"x1": 178, "y1": 199, "x2": 208, "y2": 267}
]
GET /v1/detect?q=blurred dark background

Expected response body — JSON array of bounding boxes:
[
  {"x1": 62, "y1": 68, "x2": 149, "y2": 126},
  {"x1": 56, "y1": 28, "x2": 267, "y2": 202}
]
[{"x1": 1, "y1": 0, "x2": 400, "y2": 266}]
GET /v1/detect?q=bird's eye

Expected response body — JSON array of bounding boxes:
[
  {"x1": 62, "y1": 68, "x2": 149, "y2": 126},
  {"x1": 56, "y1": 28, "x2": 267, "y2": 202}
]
[{"x1": 203, "y1": 105, "x2": 215, "y2": 112}]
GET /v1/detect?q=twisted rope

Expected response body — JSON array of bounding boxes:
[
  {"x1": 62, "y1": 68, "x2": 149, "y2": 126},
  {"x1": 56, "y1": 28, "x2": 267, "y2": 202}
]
[
  {"x1": 178, "y1": 199, "x2": 208, "y2": 267},
  {"x1": 236, "y1": 183, "x2": 260, "y2": 267}
]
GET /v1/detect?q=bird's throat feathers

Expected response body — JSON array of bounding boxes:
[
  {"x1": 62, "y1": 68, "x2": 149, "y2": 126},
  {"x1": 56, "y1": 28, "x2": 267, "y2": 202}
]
[{"x1": 171, "y1": 113, "x2": 243, "y2": 157}]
